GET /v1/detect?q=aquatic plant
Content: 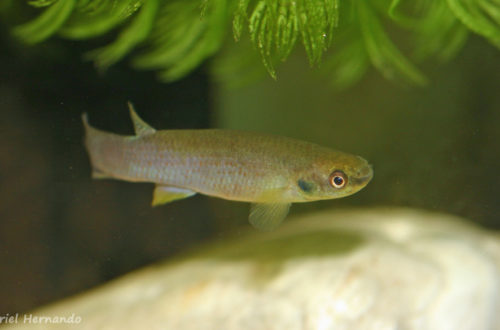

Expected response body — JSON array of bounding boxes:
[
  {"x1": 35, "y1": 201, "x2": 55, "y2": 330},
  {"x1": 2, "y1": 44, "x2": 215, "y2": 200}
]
[{"x1": 10, "y1": 0, "x2": 500, "y2": 87}]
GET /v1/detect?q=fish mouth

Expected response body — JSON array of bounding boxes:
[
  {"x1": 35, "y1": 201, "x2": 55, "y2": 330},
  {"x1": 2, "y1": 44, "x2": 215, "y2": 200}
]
[{"x1": 351, "y1": 164, "x2": 373, "y2": 186}]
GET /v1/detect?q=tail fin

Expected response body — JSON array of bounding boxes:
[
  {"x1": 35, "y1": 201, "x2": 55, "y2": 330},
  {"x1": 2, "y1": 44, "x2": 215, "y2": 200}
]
[
  {"x1": 81, "y1": 112, "x2": 98, "y2": 148},
  {"x1": 81, "y1": 113, "x2": 90, "y2": 129},
  {"x1": 81, "y1": 113, "x2": 114, "y2": 180},
  {"x1": 81, "y1": 112, "x2": 91, "y2": 147}
]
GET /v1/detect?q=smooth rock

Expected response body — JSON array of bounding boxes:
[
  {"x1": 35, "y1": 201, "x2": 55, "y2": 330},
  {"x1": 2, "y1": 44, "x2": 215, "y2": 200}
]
[{"x1": 6, "y1": 208, "x2": 500, "y2": 330}]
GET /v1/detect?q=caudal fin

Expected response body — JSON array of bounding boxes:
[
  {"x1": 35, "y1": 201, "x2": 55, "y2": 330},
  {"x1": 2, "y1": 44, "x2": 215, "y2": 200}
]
[
  {"x1": 81, "y1": 112, "x2": 97, "y2": 149},
  {"x1": 81, "y1": 113, "x2": 114, "y2": 180},
  {"x1": 81, "y1": 113, "x2": 90, "y2": 129},
  {"x1": 81, "y1": 112, "x2": 99, "y2": 142}
]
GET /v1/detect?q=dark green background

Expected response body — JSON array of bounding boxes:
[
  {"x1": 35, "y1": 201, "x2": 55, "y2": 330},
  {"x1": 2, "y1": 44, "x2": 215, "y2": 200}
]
[{"x1": 0, "y1": 18, "x2": 499, "y2": 316}]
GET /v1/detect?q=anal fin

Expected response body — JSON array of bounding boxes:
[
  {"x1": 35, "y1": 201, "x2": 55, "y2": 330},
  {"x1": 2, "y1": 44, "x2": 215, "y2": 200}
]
[
  {"x1": 91, "y1": 168, "x2": 114, "y2": 179},
  {"x1": 152, "y1": 185, "x2": 196, "y2": 206}
]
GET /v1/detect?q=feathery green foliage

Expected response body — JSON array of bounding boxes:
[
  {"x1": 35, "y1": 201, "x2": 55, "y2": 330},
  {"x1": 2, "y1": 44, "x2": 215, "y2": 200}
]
[
  {"x1": 9, "y1": 0, "x2": 500, "y2": 87},
  {"x1": 233, "y1": 0, "x2": 339, "y2": 78}
]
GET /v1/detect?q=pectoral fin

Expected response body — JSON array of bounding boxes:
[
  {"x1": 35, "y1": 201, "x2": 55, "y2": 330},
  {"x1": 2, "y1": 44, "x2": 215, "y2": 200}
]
[
  {"x1": 152, "y1": 185, "x2": 196, "y2": 206},
  {"x1": 249, "y1": 203, "x2": 291, "y2": 231}
]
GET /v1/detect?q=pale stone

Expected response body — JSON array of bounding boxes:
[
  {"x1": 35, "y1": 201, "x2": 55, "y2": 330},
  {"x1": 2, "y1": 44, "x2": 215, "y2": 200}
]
[{"x1": 6, "y1": 208, "x2": 500, "y2": 330}]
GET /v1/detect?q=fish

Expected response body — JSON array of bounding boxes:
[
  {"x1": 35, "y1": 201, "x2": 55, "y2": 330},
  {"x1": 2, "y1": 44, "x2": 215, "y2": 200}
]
[{"x1": 82, "y1": 103, "x2": 373, "y2": 231}]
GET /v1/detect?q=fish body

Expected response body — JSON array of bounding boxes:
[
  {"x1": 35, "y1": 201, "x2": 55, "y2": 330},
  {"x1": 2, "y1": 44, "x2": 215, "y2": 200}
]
[{"x1": 83, "y1": 103, "x2": 373, "y2": 230}]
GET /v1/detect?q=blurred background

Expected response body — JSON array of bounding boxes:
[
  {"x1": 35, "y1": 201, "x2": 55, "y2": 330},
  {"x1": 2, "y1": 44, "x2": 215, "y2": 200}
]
[{"x1": 0, "y1": 0, "x2": 499, "y2": 317}]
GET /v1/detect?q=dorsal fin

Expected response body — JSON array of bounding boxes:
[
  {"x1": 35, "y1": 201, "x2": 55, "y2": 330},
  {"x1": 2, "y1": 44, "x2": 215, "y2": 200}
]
[{"x1": 127, "y1": 101, "x2": 156, "y2": 136}]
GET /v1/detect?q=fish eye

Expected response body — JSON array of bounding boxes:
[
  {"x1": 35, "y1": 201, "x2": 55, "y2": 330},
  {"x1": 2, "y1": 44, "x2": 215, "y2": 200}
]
[{"x1": 329, "y1": 170, "x2": 347, "y2": 189}]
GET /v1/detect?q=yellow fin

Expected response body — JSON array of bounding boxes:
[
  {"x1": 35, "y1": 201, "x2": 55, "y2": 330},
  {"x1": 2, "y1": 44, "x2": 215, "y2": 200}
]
[
  {"x1": 152, "y1": 185, "x2": 196, "y2": 206},
  {"x1": 127, "y1": 101, "x2": 156, "y2": 136},
  {"x1": 249, "y1": 202, "x2": 291, "y2": 231},
  {"x1": 91, "y1": 168, "x2": 113, "y2": 179}
]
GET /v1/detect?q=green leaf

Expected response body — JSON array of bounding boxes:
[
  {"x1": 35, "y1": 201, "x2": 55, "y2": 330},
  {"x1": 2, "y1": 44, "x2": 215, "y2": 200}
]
[
  {"x1": 248, "y1": 1, "x2": 277, "y2": 78},
  {"x1": 274, "y1": 0, "x2": 298, "y2": 60},
  {"x1": 28, "y1": 0, "x2": 58, "y2": 8},
  {"x1": 10, "y1": 0, "x2": 500, "y2": 87},
  {"x1": 388, "y1": 0, "x2": 425, "y2": 27},
  {"x1": 133, "y1": 0, "x2": 228, "y2": 81},
  {"x1": 387, "y1": 0, "x2": 469, "y2": 61},
  {"x1": 414, "y1": 0, "x2": 469, "y2": 61},
  {"x1": 297, "y1": 0, "x2": 330, "y2": 65},
  {"x1": 86, "y1": 0, "x2": 158, "y2": 69},
  {"x1": 356, "y1": 1, "x2": 428, "y2": 86},
  {"x1": 446, "y1": 0, "x2": 500, "y2": 48},
  {"x1": 244, "y1": 0, "x2": 340, "y2": 79},
  {"x1": 59, "y1": 1, "x2": 137, "y2": 39},
  {"x1": 14, "y1": 0, "x2": 76, "y2": 44},
  {"x1": 233, "y1": 0, "x2": 251, "y2": 41},
  {"x1": 324, "y1": 38, "x2": 370, "y2": 89}
]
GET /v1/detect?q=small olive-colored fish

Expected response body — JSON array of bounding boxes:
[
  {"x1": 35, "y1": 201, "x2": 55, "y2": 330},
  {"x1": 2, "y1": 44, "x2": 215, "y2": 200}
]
[{"x1": 82, "y1": 103, "x2": 373, "y2": 230}]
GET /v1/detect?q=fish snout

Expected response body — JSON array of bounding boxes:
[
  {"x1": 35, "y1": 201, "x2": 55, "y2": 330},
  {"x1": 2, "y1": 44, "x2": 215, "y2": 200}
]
[{"x1": 351, "y1": 163, "x2": 373, "y2": 186}]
